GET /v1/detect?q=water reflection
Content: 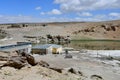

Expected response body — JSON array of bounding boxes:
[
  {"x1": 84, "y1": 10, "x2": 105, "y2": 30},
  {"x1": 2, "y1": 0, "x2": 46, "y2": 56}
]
[
  {"x1": 35, "y1": 40, "x2": 120, "y2": 50},
  {"x1": 63, "y1": 40, "x2": 120, "y2": 50}
]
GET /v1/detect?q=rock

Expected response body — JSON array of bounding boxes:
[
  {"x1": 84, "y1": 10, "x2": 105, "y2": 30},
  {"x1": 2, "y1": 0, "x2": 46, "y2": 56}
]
[
  {"x1": 91, "y1": 75, "x2": 104, "y2": 80},
  {"x1": 0, "y1": 52, "x2": 43, "y2": 69},
  {"x1": 111, "y1": 26, "x2": 116, "y2": 31},
  {"x1": 0, "y1": 53, "x2": 50, "y2": 69},
  {"x1": 101, "y1": 24, "x2": 106, "y2": 28},
  {"x1": 0, "y1": 56, "x2": 8, "y2": 61},
  {"x1": 25, "y1": 54, "x2": 37, "y2": 66},
  {"x1": 38, "y1": 60, "x2": 49, "y2": 68},
  {"x1": 67, "y1": 68, "x2": 83, "y2": 76},
  {"x1": 49, "y1": 67, "x2": 63, "y2": 73},
  {"x1": 101, "y1": 24, "x2": 117, "y2": 31},
  {"x1": 65, "y1": 54, "x2": 72, "y2": 58},
  {"x1": 1, "y1": 56, "x2": 27, "y2": 69},
  {"x1": 78, "y1": 71, "x2": 83, "y2": 76},
  {"x1": 67, "y1": 68, "x2": 77, "y2": 74}
]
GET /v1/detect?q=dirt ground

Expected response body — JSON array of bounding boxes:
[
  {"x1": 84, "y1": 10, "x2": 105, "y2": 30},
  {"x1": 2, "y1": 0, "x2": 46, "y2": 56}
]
[
  {"x1": 0, "y1": 51, "x2": 120, "y2": 80},
  {"x1": 33, "y1": 52, "x2": 120, "y2": 80}
]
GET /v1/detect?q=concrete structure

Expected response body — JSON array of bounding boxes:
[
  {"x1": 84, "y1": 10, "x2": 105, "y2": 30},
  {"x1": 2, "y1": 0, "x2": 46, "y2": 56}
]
[
  {"x1": 32, "y1": 44, "x2": 62, "y2": 54},
  {"x1": 52, "y1": 44, "x2": 62, "y2": 54},
  {"x1": 0, "y1": 42, "x2": 32, "y2": 54}
]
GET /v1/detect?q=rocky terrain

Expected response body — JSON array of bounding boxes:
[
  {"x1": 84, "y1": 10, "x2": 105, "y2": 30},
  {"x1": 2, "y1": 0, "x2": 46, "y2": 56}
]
[
  {"x1": 0, "y1": 20, "x2": 120, "y2": 45},
  {"x1": 0, "y1": 51, "x2": 80, "y2": 80},
  {"x1": 0, "y1": 20, "x2": 120, "y2": 80},
  {"x1": 0, "y1": 50, "x2": 120, "y2": 80}
]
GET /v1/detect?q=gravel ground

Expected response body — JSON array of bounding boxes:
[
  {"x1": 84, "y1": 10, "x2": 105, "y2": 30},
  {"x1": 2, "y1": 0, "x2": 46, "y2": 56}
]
[{"x1": 33, "y1": 52, "x2": 120, "y2": 80}]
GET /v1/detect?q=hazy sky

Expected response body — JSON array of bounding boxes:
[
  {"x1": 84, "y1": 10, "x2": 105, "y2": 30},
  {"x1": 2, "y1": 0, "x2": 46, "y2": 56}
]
[{"x1": 0, "y1": 0, "x2": 120, "y2": 23}]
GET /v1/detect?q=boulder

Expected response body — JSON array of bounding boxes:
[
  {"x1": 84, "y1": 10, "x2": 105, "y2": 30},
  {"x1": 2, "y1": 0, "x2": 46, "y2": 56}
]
[
  {"x1": 1, "y1": 56, "x2": 27, "y2": 69},
  {"x1": 67, "y1": 68, "x2": 83, "y2": 76},
  {"x1": 111, "y1": 26, "x2": 116, "y2": 31},
  {"x1": 25, "y1": 54, "x2": 37, "y2": 66},
  {"x1": 0, "y1": 53, "x2": 50, "y2": 69},
  {"x1": 49, "y1": 67, "x2": 63, "y2": 73},
  {"x1": 68, "y1": 68, "x2": 77, "y2": 74}
]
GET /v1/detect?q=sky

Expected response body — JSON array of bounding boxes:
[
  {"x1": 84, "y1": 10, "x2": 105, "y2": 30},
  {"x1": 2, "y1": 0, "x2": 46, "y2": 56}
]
[{"x1": 0, "y1": 0, "x2": 120, "y2": 23}]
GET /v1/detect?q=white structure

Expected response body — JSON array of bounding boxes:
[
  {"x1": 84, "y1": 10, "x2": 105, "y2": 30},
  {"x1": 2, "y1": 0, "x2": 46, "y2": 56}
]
[
  {"x1": 0, "y1": 42, "x2": 32, "y2": 54},
  {"x1": 32, "y1": 44, "x2": 62, "y2": 54}
]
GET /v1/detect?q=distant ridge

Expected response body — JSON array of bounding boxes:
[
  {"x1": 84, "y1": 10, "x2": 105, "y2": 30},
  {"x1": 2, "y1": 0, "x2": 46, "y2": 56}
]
[{"x1": 0, "y1": 19, "x2": 120, "y2": 25}]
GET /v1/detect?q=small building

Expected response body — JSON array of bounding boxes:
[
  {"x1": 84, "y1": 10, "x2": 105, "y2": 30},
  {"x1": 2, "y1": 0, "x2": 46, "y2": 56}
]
[
  {"x1": 32, "y1": 44, "x2": 62, "y2": 54},
  {"x1": 0, "y1": 42, "x2": 32, "y2": 54},
  {"x1": 52, "y1": 44, "x2": 62, "y2": 54},
  {"x1": 16, "y1": 42, "x2": 32, "y2": 54}
]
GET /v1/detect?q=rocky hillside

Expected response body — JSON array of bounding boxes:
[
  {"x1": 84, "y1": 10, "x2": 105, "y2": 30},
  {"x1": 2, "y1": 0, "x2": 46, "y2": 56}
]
[
  {"x1": 47, "y1": 20, "x2": 120, "y2": 40},
  {"x1": 71, "y1": 21, "x2": 120, "y2": 40},
  {"x1": 0, "y1": 20, "x2": 120, "y2": 43},
  {"x1": 0, "y1": 51, "x2": 84, "y2": 80}
]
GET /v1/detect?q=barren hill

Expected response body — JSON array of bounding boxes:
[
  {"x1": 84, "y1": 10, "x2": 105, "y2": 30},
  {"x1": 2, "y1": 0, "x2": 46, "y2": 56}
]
[
  {"x1": 0, "y1": 20, "x2": 120, "y2": 44},
  {"x1": 46, "y1": 20, "x2": 120, "y2": 40}
]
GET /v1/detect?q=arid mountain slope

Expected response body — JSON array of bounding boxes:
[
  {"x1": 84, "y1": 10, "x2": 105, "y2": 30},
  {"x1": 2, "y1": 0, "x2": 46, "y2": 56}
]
[
  {"x1": 48, "y1": 20, "x2": 120, "y2": 40},
  {"x1": 0, "y1": 20, "x2": 120, "y2": 45}
]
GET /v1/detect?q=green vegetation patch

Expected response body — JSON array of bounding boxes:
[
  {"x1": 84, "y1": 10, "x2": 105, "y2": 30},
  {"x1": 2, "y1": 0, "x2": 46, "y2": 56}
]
[{"x1": 71, "y1": 39, "x2": 120, "y2": 42}]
